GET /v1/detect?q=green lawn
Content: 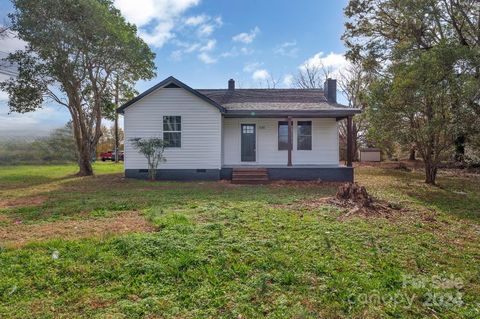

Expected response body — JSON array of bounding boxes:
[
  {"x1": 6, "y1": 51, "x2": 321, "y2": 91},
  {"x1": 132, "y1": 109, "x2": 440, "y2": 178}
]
[{"x1": 0, "y1": 163, "x2": 479, "y2": 318}]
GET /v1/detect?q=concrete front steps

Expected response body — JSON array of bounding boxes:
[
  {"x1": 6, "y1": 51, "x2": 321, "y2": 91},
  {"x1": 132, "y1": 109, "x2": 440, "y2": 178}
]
[{"x1": 232, "y1": 168, "x2": 269, "y2": 184}]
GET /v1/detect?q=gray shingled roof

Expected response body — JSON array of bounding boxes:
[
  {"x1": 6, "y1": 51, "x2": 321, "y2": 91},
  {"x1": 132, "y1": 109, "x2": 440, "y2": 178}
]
[
  {"x1": 197, "y1": 89, "x2": 352, "y2": 112},
  {"x1": 197, "y1": 89, "x2": 328, "y2": 104},
  {"x1": 118, "y1": 76, "x2": 361, "y2": 117}
]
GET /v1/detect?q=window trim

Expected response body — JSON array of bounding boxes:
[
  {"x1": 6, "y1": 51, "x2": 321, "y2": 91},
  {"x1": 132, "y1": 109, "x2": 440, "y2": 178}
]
[
  {"x1": 163, "y1": 116, "x2": 182, "y2": 148},
  {"x1": 297, "y1": 120, "x2": 312, "y2": 151},
  {"x1": 278, "y1": 121, "x2": 289, "y2": 151}
]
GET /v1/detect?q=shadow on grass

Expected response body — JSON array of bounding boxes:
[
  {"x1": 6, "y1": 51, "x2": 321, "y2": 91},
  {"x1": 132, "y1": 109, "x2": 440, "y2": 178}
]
[
  {"x1": 4, "y1": 165, "x2": 479, "y2": 223},
  {"x1": 357, "y1": 167, "x2": 480, "y2": 221},
  {"x1": 3, "y1": 172, "x2": 338, "y2": 223}
]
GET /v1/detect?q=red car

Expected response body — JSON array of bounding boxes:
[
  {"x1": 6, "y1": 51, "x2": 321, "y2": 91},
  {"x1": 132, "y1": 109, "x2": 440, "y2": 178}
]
[
  {"x1": 100, "y1": 151, "x2": 113, "y2": 161},
  {"x1": 100, "y1": 151, "x2": 124, "y2": 161}
]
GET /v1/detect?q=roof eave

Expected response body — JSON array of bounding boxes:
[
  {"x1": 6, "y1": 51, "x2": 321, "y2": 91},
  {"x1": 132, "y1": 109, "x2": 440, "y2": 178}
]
[{"x1": 223, "y1": 109, "x2": 361, "y2": 118}]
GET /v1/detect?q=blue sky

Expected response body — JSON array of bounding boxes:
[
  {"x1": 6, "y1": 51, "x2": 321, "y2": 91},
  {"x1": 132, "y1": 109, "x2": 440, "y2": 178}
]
[{"x1": 0, "y1": 0, "x2": 349, "y2": 136}]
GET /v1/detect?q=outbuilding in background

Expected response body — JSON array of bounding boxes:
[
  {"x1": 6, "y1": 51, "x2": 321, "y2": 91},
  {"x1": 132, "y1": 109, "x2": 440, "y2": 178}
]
[{"x1": 359, "y1": 148, "x2": 381, "y2": 162}]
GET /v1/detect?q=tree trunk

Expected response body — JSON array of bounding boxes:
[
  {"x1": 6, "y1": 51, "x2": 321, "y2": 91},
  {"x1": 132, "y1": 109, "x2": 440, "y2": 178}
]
[
  {"x1": 353, "y1": 123, "x2": 359, "y2": 161},
  {"x1": 77, "y1": 147, "x2": 94, "y2": 176},
  {"x1": 114, "y1": 76, "x2": 119, "y2": 163},
  {"x1": 409, "y1": 147, "x2": 416, "y2": 160},
  {"x1": 424, "y1": 161, "x2": 437, "y2": 185},
  {"x1": 454, "y1": 134, "x2": 465, "y2": 163},
  {"x1": 114, "y1": 112, "x2": 119, "y2": 163}
]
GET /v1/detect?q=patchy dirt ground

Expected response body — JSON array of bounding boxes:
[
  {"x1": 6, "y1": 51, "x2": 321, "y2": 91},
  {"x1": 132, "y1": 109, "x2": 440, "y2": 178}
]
[
  {"x1": 0, "y1": 214, "x2": 11, "y2": 223},
  {"x1": 0, "y1": 196, "x2": 47, "y2": 209},
  {"x1": 0, "y1": 211, "x2": 155, "y2": 248},
  {"x1": 275, "y1": 195, "x2": 437, "y2": 222},
  {"x1": 274, "y1": 182, "x2": 441, "y2": 223}
]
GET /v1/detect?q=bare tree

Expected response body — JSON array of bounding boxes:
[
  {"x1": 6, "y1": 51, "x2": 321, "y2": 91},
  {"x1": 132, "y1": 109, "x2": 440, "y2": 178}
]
[
  {"x1": 337, "y1": 62, "x2": 371, "y2": 160},
  {"x1": 294, "y1": 62, "x2": 332, "y2": 89},
  {"x1": 255, "y1": 73, "x2": 280, "y2": 89},
  {"x1": 294, "y1": 62, "x2": 369, "y2": 161},
  {"x1": 265, "y1": 73, "x2": 280, "y2": 89}
]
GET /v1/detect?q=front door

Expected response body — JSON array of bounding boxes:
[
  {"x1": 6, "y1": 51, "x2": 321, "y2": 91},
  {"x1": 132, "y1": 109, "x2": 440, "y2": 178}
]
[{"x1": 241, "y1": 124, "x2": 256, "y2": 162}]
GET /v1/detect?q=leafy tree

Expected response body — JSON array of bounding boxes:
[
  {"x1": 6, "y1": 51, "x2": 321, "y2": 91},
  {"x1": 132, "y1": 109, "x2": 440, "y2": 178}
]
[
  {"x1": 0, "y1": 0, "x2": 155, "y2": 176},
  {"x1": 130, "y1": 137, "x2": 167, "y2": 181},
  {"x1": 343, "y1": 0, "x2": 479, "y2": 183},
  {"x1": 96, "y1": 124, "x2": 124, "y2": 156},
  {"x1": 367, "y1": 44, "x2": 470, "y2": 184}
]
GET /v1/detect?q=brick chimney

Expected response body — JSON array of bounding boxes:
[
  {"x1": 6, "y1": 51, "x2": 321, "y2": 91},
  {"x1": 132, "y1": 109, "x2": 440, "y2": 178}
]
[
  {"x1": 228, "y1": 79, "x2": 235, "y2": 91},
  {"x1": 324, "y1": 78, "x2": 337, "y2": 103}
]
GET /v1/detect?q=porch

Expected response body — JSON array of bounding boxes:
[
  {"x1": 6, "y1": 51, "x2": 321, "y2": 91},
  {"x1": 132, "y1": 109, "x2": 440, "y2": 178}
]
[
  {"x1": 221, "y1": 165, "x2": 354, "y2": 183},
  {"x1": 221, "y1": 114, "x2": 356, "y2": 182}
]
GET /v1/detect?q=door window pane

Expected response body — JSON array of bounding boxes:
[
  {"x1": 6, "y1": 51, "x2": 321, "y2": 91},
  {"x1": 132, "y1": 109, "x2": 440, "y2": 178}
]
[{"x1": 242, "y1": 125, "x2": 254, "y2": 134}]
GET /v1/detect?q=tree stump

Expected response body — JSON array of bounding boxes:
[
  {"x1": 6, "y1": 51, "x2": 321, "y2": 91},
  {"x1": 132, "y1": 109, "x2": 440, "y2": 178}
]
[{"x1": 336, "y1": 182, "x2": 373, "y2": 208}]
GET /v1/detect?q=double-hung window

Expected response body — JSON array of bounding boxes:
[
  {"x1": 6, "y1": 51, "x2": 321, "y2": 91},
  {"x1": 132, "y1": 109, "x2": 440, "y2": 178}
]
[
  {"x1": 278, "y1": 121, "x2": 289, "y2": 150},
  {"x1": 163, "y1": 116, "x2": 181, "y2": 148},
  {"x1": 297, "y1": 121, "x2": 312, "y2": 150}
]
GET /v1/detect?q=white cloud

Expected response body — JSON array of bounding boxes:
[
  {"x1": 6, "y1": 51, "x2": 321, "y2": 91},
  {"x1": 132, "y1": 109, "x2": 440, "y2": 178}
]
[
  {"x1": 283, "y1": 74, "x2": 294, "y2": 87},
  {"x1": 184, "y1": 42, "x2": 201, "y2": 53},
  {"x1": 184, "y1": 14, "x2": 208, "y2": 26},
  {"x1": 252, "y1": 69, "x2": 270, "y2": 81},
  {"x1": 138, "y1": 20, "x2": 175, "y2": 48},
  {"x1": 192, "y1": 15, "x2": 222, "y2": 37},
  {"x1": 274, "y1": 41, "x2": 298, "y2": 57},
  {"x1": 0, "y1": 31, "x2": 27, "y2": 53},
  {"x1": 213, "y1": 16, "x2": 223, "y2": 26},
  {"x1": 220, "y1": 46, "x2": 253, "y2": 58},
  {"x1": 232, "y1": 26, "x2": 260, "y2": 44},
  {"x1": 170, "y1": 39, "x2": 215, "y2": 61},
  {"x1": 115, "y1": 0, "x2": 200, "y2": 25},
  {"x1": 114, "y1": 0, "x2": 201, "y2": 47},
  {"x1": 243, "y1": 62, "x2": 263, "y2": 73},
  {"x1": 240, "y1": 47, "x2": 254, "y2": 55},
  {"x1": 220, "y1": 50, "x2": 236, "y2": 58},
  {"x1": 170, "y1": 50, "x2": 183, "y2": 61},
  {"x1": 168, "y1": 13, "x2": 222, "y2": 59},
  {"x1": 200, "y1": 39, "x2": 216, "y2": 52},
  {"x1": 300, "y1": 52, "x2": 349, "y2": 78},
  {"x1": 0, "y1": 90, "x2": 8, "y2": 102},
  {"x1": 198, "y1": 52, "x2": 217, "y2": 64},
  {"x1": 197, "y1": 24, "x2": 214, "y2": 37},
  {"x1": 243, "y1": 62, "x2": 273, "y2": 85}
]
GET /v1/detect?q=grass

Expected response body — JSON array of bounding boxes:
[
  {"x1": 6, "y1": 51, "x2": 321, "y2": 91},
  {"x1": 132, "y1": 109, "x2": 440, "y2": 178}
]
[{"x1": 0, "y1": 163, "x2": 479, "y2": 318}]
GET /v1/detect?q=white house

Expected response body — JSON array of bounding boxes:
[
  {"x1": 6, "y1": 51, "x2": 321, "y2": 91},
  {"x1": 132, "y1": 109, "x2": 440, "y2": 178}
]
[{"x1": 117, "y1": 76, "x2": 360, "y2": 182}]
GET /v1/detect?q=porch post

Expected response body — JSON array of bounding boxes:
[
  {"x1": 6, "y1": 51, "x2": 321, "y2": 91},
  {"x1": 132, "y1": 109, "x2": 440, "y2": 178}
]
[
  {"x1": 347, "y1": 115, "x2": 353, "y2": 167},
  {"x1": 287, "y1": 116, "x2": 293, "y2": 166}
]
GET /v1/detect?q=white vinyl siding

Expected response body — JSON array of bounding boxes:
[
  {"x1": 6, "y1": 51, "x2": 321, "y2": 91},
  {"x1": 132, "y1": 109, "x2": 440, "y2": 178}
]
[
  {"x1": 222, "y1": 118, "x2": 339, "y2": 166},
  {"x1": 124, "y1": 88, "x2": 222, "y2": 169}
]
